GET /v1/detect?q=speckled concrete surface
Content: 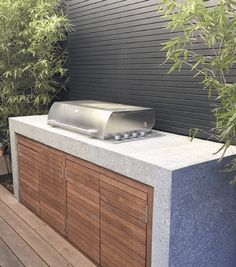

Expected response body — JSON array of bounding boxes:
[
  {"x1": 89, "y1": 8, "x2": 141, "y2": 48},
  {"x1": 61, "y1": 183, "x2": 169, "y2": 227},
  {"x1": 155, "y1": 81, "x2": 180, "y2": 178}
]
[
  {"x1": 170, "y1": 159, "x2": 236, "y2": 267},
  {"x1": 9, "y1": 115, "x2": 236, "y2": 267}
]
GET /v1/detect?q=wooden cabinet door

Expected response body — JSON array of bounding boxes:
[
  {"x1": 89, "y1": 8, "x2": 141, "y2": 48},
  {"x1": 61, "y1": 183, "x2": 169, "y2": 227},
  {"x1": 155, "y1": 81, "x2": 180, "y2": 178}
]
[
  {"x1": 65, "y1": 156, "x2": 100, "y2": 264},
  {"x1": 18, "y1": 138, "x2": 40, "y2": 216},
  {"x1": 37, "y1": 142, "x2": 66, "y2": 235},
  {"x1": 17, "y1": 135, "x2": 66, "y2": 235},
  {"x1": 100, "y1": 173, "x2": 153, "y2": 267}
]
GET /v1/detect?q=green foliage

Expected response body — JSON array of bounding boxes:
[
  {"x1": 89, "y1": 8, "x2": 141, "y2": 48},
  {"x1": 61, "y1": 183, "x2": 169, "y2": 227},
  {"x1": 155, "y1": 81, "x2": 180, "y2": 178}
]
[
  {"x1": 159, "y1": 0, "x2": 236, "y2": 183},
  {"x1": 0, "y1": 0, "x2": 72, "y2": 151}
]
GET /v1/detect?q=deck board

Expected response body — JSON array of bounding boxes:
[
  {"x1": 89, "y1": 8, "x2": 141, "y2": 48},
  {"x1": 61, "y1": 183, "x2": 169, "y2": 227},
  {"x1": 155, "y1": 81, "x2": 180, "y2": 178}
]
[
  {"x1": 0, "y1": 238, "x2": 24, "y2": 267},
  {"x1": 0, "y1": 217, "x2": 48, "y2": 267},
  {"x1": 0, "y1": 185, "x2": 96, "y2": 267}
]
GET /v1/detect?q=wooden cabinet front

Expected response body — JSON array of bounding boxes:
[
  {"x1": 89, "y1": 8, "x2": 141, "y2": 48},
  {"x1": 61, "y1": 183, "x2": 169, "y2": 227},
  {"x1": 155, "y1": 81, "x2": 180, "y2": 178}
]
[
  {"x1": 65, "y1": 156, "x2": 100, "y2": 264},
  {"x1": 17, "y1": 135, "x2": 153, "y2": 267}
]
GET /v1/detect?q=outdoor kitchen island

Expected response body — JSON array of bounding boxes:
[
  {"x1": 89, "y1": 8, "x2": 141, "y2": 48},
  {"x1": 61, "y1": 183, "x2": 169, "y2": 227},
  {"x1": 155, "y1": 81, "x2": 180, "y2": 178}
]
[{"x1": 9, "y1": 115, "x2": 236, "y2": 267}]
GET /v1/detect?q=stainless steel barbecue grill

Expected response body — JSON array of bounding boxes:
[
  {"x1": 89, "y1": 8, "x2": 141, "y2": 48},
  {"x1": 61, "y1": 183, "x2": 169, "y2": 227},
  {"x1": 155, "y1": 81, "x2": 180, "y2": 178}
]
[{"x1": 48, "y1": 100, "x2": 156, "y2": 140}]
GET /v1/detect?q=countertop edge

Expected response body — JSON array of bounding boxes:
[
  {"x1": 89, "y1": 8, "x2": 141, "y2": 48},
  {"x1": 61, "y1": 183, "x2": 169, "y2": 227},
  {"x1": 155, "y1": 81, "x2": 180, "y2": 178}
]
[{"x1": 9, "y1": 117, "x2": 172, "y2": 187}]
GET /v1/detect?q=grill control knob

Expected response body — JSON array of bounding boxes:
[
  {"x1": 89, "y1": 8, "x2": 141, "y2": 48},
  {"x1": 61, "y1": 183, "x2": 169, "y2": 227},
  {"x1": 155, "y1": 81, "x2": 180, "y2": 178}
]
[
  {"x1": 115, "y1": 134, "x2": 121, "y2": 141},
  {"x1": 132, "y1": 132, "x2": 138, "y2": 138},
  {"x1": 123, "y1": 133, "x2": 130, "y2": 139},
  {"x1": 140, "y1": 131, "x2": 146, "y2": 137}
]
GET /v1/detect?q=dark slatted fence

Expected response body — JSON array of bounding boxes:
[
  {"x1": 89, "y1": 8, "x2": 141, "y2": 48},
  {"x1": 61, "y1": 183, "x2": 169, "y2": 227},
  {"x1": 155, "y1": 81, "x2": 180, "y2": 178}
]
[{"x1": 65, "y1": 0, "x2": 220, "y2": 138}]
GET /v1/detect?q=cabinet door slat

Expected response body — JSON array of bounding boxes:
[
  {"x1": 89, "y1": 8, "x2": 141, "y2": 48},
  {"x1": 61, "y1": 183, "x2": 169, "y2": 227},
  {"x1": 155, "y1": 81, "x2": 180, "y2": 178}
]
[
  {"x1": 18, "y1": 136, "x2": 64, "y2": 161},
  {"x1": 102, "y1": 236, "x2": 145, "y2": 267},
  {"x1": 19, "y1": 156, "x2": 63, "y2": 180},
  {"x1": 101, "y1": 227, "x2": 146, "y2": 258},
  {"x1": 67, "y1": 183, "x2": 99, "y2": 206},
  {"x1": 68, "y1": 196, "x2": 99, "y2": 221},
  {"x1": 101, "y1": 239, "x2": 142, "y2": 267},
  {"x1": 101, "y1": 186, "x2": 146, "y2": 220},
  {"x1": 101, "y1": 174, "x2": 147, "y2": 200},
  {"x1": 19, "y1": 145, "x2": 62, "y2": 172},
  {"x1": 68, "y1": 230, "x2": 99, "y2": 263},
  {"x1": 101, "y1": 179, "x2": 147, "y2": 207},
  {"x1": 67, "y1": 169, "x2": 99, "y2": 191},
  {"x1": 20, "y1": 191, "x2": 40, "y2": 215},
  {"x1": 40, "y1": 202, "x2": 65, "y2": 234},
  {"x1": 69, "y1": 218, "x2": 100, "y2": 241},
  {"x1": 101, "y1": 219, "x2": 146, "y2": 253},
  {"x1": 101, "y1": 200, "x2": 146, "y2": 229},
  {"x1": 67, "y1": 160, "x2": 99, "y2": 178},
  {"x1": 20, "y1": 180, "x2": 39, "y2": 201}
]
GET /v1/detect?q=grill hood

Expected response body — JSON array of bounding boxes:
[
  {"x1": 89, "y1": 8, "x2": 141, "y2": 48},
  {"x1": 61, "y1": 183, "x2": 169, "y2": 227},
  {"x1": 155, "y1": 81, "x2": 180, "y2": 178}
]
[{"x1": 48, "y1": 100, "x2": 156, "y2": 140}]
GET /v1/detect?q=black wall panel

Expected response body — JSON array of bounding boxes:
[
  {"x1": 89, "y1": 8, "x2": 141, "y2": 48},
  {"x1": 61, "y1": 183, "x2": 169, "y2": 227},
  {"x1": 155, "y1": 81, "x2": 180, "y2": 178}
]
[{"x1": 65, "y1": 0, "x2": 218, "y2": 138}]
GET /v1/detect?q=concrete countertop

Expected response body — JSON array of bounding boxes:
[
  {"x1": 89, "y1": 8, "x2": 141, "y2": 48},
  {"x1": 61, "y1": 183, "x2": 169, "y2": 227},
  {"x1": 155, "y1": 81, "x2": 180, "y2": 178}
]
[{"x1": 9, "y1": 115, "x2": 236, "y2": 172}]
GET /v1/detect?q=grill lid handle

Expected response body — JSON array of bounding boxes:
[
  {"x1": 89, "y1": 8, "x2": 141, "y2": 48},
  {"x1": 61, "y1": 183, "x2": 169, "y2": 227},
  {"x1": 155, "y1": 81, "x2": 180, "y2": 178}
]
[{"x1": 48, "y1": 120, "x2": 98, "y2": 135}]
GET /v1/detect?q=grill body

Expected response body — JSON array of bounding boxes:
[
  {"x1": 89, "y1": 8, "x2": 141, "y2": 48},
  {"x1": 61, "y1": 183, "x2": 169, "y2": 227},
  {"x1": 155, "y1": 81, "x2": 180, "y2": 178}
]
[{"x1": 48, "y1": 100, "x2": 156, "y2": 140}]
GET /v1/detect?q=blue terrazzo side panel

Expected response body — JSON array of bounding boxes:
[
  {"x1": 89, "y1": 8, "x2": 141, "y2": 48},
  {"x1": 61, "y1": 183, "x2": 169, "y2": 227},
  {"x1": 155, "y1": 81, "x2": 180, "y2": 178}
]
[{"x1": 169, "y1": 157, "x2": 236, "y2": 267}]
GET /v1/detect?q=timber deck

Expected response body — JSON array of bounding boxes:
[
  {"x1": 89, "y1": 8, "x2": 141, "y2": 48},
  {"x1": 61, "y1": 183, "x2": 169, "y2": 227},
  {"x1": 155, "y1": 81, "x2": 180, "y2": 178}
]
[{"x1": 0, "y1": 185, "x2": 95, "y2": 267}]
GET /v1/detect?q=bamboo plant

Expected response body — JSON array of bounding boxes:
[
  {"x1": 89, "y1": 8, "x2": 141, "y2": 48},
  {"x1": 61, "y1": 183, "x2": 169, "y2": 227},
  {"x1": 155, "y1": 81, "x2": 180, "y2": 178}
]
[{"x1": 0, "y1": 0, "x2": 72, "y2": 152}]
